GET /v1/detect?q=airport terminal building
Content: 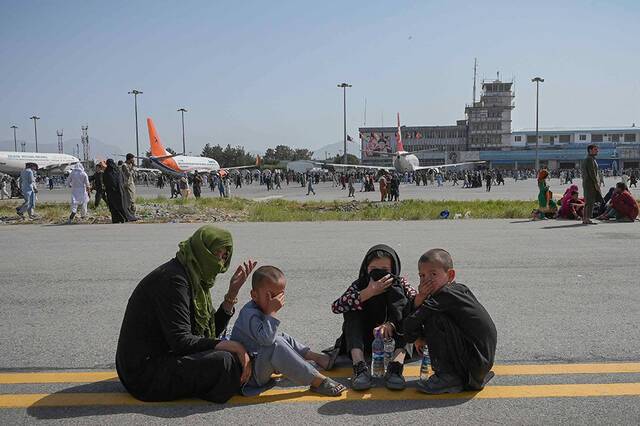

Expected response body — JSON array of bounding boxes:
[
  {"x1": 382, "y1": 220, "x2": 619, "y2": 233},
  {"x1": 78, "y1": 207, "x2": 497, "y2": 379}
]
[{"x1": 359, "y1": 79, "x2": 640, "y2": 170}]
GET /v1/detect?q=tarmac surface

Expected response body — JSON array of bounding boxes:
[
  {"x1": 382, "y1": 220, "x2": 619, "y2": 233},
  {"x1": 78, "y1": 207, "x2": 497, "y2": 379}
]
[
  {"x1": 1, "y1": 220, "x2": 639, "y2": 424},
  {"x1": 24, "y1": 176, "x2": 640, "y2": 203}
]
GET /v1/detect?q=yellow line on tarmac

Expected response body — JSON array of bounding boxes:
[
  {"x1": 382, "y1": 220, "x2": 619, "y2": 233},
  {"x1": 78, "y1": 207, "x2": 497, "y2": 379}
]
[
  {"x1": 330, "y1": 362, "x2": 640, "y2": 378},
  {"x1": 0, "y1": 372, "x2": 118, "y2": 385},
  {"x1": 1, "y1": 362, "x2": 640, "y2": 385},
  {"x1": 1, "y1": 383, "x2": 640, "y2": 408}
]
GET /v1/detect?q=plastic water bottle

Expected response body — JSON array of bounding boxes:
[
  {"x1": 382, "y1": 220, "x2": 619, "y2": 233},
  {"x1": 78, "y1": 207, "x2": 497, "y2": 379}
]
[
  {"x1": 420, "y1": 344, "x2": 431, "y2": 381},
  {"x1": 383, "y1": 337, "x2": 395, "y2": 371},
  {"x1": 371, "y1": 331, "x2": 385, "y2": 378}
]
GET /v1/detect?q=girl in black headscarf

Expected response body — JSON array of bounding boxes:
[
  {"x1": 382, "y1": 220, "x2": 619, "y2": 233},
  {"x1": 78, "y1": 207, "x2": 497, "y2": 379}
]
[
  {"x1": 328, "y1": 245, "x2": 423, "y2": 391},
  {"x1": 102, "y1": 159, "x2": 128, "y2": 223}
]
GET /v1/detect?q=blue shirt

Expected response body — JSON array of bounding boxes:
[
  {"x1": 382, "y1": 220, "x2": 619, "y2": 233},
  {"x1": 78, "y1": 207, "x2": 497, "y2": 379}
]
[{"x1": 230, "y1": 300, "x2": 280, "y2": 356}]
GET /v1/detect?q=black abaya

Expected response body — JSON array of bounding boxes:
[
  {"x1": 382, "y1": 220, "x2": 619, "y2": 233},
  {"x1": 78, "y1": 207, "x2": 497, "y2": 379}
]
[
  {"x1": 102, "y1": 160, "x2": 128, "y2": 223},
  {"x1": 403, "y1": 281, "x2": 497, "y2": 390},
  {"x1": 116, "y1": 258, "x2": 242, "y2": 403}
]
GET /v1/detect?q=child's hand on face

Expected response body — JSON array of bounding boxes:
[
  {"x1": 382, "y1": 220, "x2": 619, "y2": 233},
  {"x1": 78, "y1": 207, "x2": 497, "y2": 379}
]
[
  {"x1": 367, "y1": 274, "x2": 394, "y2": 297},
  {"x1": 266, "y1": 291, "x2": 285, "y2": 316},
  {"x1": 418, "y1": 278, "x2": 435, "y2": 297}
]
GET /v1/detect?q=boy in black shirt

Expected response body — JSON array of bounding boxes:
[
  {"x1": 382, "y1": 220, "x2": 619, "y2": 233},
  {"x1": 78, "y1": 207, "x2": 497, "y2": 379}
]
[{"x1": 403, "y1": 249, "x2": 497, "y2": 394}]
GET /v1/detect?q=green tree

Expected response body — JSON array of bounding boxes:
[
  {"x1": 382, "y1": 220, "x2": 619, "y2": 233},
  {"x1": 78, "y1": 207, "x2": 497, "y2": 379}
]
[
  {"x1": 202, "y1": 143, "x2": 255, "y2": 167},
  {"x1": 293, "y1": 148, "x2": 314, "y2": 161}
]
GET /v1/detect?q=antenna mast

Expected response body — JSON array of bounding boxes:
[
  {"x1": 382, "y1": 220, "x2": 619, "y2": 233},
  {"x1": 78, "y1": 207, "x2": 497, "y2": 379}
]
[
  {"x1": 81, "y1": 125, "x2": 89, "y2": 161},
  {"x1": 472, "y1": 58, "x2": 478, "y2": 104},
  {"x1": 56, "y1": 129, "x2": 63, "y2": 154},
  {"x1": 364, "y1": 98, "x2": 367, "y2": 126}
]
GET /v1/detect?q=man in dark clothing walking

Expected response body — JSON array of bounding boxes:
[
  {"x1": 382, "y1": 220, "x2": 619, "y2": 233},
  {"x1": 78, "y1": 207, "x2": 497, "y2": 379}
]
[
  {"x1": 581, "y1": 144, "x2": 602, "y2": 224},
  {"x1": 90, "y1": 162, "x2": 107, "y2": 208}
]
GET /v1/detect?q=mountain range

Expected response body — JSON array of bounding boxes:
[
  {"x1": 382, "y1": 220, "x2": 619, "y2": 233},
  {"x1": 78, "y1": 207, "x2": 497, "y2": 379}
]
[
  {"x1": 0, "y1": 138, "x2": 123, "y2": 159},
  {"x1": 311, "y1": 141, "x2": 360, "y2": 160}
]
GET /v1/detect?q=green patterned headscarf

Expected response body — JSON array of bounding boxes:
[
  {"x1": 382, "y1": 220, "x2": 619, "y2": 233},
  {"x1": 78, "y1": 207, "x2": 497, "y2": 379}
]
[{"x1": 176, "y1": 225, "x2": 233, "y2": 338}]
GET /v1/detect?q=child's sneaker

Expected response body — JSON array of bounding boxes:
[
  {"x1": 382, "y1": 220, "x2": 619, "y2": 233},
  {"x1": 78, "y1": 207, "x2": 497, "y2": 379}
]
[
  {"x1": 351, "y1": 360, "x2": 372, "y2": 391},
  {"x1": 384, "y1": 361, "x2": 406, "y2": 390}
]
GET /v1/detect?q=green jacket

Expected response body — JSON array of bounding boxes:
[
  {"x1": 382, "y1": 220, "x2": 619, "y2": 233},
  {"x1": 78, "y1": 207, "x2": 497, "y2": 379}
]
[{"x1": 581, "y1": 155, "x2": 600, "y2": 197}]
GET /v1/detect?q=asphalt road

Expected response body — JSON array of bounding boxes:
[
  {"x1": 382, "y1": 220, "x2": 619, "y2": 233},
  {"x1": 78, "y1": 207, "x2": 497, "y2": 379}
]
[
  {"x1": 19, "y1": 176, "x2": 638, "y2": 203},
  {"x1": 1, "y1": 220, "x2": 639, "y2": 424}
]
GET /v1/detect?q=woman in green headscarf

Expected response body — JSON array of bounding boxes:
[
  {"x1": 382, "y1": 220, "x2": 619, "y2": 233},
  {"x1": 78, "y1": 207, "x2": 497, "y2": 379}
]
[{"x1": 116, "y1": 225, "x2": 257, "y2": 403}]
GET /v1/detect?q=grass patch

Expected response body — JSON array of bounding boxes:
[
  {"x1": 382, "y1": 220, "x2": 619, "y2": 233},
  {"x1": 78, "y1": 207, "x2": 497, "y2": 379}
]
[
  {"x1": 1, "y1": 197, "x2": 539, "y2": 224},
  {"x1": 246, "y1": 199, "x2": 535, "y2": 222}
]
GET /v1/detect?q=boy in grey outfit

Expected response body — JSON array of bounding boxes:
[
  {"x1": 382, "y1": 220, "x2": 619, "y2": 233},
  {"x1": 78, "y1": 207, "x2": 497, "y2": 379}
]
[{"x1": 231, "y1": 266, "x2": 345, "y2": 396}]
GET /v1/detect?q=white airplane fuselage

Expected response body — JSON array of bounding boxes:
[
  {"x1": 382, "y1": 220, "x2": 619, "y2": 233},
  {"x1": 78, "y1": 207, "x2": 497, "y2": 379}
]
[
  {"x1": 149, "y1": 154, "x2": 220, "y2": 177},
  {"x1": 0, "y1": 151, "x2": 80, "y2": 176},
  {"x1": 392, "y1": 152, "x2": 421, "y2": 173}
]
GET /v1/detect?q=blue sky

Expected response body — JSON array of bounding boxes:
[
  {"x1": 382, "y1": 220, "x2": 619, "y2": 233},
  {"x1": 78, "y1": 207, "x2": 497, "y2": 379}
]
[{"x1": 1, "y1": 0, "x2": 639, "y2": 155}]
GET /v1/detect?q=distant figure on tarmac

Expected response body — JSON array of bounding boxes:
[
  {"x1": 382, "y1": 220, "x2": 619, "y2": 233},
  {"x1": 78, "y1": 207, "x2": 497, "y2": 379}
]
[
  {"x1": 179, "y1": 174, "x2": 191, "y2": 198},
  {"x1": 90, "y1": 162, "x2": 107, "y2": 208},
  {"x1": 0, "y1": 173, "x2": 10, "y2": 199},
  {"x1": 102, "y1": 159, "x2": 128, "y2": 224},
  {"x1": 348, "y1": 174, "x2": 355, "y2": 197},
  {"x1": 121, "y1": 153, "x2": 137, "y2": 217},
  {"x1": 193, "y1": 172, "x2": 203, "y2": 199},
  {"x1": 67, "y1": 163, "x2": 90, "y2": 224},
  {"x1": 116, "y1": 225, "x2": 256, "y2": 403},
  {"x1": 306, "y1": 173, "x2": 315, "y2": 195},
  {"x1": 581, "y1": 144, "x2": 603, "y2": 225},
  {"x1": 16, "y1": 162, "x2": 38, "y2": 219},
  {"x1": 379, "y1": 174, "x2": 388, "y2": 201},
  {"x1": 597, "y1": 182, "x2": 639, "y2": 222}
]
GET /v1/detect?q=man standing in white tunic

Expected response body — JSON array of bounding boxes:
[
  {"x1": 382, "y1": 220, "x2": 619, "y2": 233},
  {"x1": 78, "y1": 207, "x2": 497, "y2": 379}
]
[{"x1": 67, "y1": 163, "x2": 90, "y2": 224}]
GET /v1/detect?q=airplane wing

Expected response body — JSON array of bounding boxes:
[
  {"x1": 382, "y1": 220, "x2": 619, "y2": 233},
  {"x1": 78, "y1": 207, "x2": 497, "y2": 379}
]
[
  {"x1": 42, "y1": 161, "x2": 79, "y2": 172},
  {"x1": 413, "y1": 161, "x2": 486, "y2": 171},
  {"x1": 220, "y1": 156, "x2": 261, "y2": 171},
  {"x1": 312, "y1": 161, "x2": 394, "y2": 171},
  {"x1": 221, "y1": 164, "x2": 258, "y2": 170},
  {"x1": 123, "y1": 153, "x2": 183, "y2": 161}
]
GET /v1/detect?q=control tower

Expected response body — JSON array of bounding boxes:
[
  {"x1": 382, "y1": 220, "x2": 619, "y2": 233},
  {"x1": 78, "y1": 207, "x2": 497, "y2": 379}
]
[{"x1": 465, "y1": 77, "x2": 514, "y2": 150}]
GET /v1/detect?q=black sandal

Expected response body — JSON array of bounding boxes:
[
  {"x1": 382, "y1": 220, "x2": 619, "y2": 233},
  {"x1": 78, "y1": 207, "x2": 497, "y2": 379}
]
[{"x1": 310, "y1": 378, "x2": 346, "y2": 397}]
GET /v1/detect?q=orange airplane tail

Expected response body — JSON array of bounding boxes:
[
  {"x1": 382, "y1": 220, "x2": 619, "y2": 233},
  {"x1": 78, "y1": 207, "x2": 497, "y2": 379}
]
[
  {"x1": 147, "y1": 118, "x2": 169, "y2": 157},
  {"x1": 396, "y1": 112, "x2": 404, "y2": 152}
]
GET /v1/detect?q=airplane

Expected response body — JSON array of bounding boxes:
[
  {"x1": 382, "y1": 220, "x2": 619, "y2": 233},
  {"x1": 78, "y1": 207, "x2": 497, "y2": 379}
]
[
  {"x1": 143, "y1": 118, "x2": 258, "y2": 177},
  {"x1": 317, "y1": 113, "x2": 485, "y2": 174},
  {"x1": 0, "y1": 151, "x2": 80, "y2": 177}
]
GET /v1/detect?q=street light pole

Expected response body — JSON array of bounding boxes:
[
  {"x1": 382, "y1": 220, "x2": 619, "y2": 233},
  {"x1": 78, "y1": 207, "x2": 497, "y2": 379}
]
[
  {"x1": 29, "y1": 116, "x2": 40, "y2": 152},
  {"x1": 337, "y1": 83, "x2": 352, "y2": 165},
  {"x1": 10, "y1": 125, "x2": 18, "y2": 152},
  {"x1": 531, "y1": 77, "x2": 544, "y2": 171},
  {"x1": 128, "y1": 90, "x2": 143, "y2": 166},
  {"x1": 177, "y1": 108, "x2": 188, "y2": 154}
]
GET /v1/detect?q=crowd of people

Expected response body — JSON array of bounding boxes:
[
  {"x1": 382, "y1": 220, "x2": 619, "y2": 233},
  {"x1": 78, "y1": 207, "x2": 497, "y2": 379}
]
[
  {"x1": 533, "y1": 145, "x2": 639, "y2": 223},
  {"x1": 115, "y1": 225, "x2": 497, "y2": 402},
  {"x1": 3, "y1": 145, "x2": 638, "y2": 225}
]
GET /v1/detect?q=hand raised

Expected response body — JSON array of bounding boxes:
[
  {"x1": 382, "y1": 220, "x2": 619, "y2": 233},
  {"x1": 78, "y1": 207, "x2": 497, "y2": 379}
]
[{"x1": 228, "y1": 259, "x2": 258, "y2": 296}]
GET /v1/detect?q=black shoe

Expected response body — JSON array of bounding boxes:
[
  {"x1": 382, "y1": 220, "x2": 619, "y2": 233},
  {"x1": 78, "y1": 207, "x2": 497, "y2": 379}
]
[
  {"x1": 384, "y1": 361, "x2": 406, "y2": 390},
  {"x1": 417, "y1": 372, "x2": 464, "y2": 394},
  {"x1": 351, "y1": 361, "x2": 373, "y2": 391}
]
